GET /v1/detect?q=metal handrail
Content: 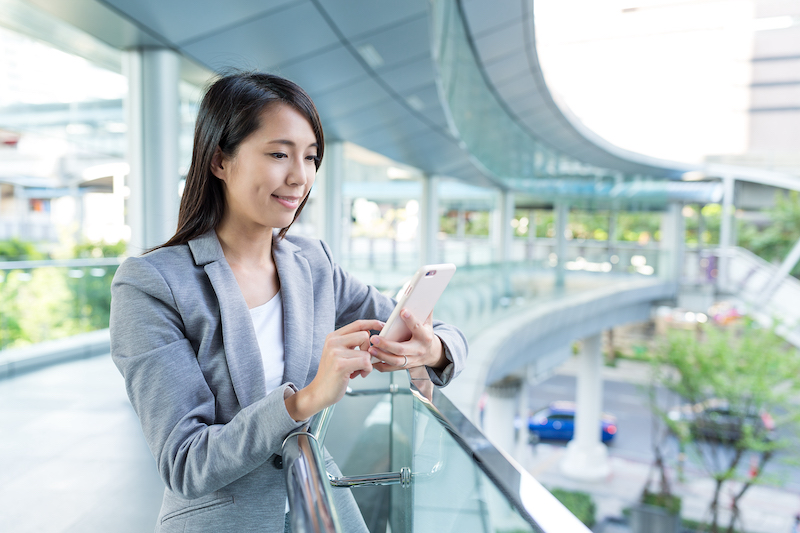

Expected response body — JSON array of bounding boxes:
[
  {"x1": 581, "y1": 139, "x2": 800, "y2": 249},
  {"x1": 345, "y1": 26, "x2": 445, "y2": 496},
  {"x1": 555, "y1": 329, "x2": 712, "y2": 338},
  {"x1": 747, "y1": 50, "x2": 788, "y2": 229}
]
[
  {"x1": 281, "y1": 429, "x2": 342, "y2": 533},
  {"x1": 0, "y1": 257, "x2": 124, "y2": 271}
]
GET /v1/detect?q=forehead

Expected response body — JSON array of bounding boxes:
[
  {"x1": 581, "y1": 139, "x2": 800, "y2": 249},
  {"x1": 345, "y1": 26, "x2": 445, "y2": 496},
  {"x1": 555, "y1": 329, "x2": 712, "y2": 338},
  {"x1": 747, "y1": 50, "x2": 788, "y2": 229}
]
[{"x1": 250, "y1": 102, "x2": 317, "y2": 144}]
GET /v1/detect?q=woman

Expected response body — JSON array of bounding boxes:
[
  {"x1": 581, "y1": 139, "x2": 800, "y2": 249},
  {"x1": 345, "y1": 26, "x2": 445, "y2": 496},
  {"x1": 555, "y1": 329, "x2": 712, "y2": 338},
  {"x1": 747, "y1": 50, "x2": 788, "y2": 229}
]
[{"x1": 109, "y1": 72, "x2": 467, "y2": 532}]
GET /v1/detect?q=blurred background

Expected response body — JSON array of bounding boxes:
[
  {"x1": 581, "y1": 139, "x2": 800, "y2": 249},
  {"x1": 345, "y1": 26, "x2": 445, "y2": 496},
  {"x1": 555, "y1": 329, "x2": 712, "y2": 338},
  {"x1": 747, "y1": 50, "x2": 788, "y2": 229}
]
[{"x1": 1, "y1": 1, "x2": 799, "y2": 532}]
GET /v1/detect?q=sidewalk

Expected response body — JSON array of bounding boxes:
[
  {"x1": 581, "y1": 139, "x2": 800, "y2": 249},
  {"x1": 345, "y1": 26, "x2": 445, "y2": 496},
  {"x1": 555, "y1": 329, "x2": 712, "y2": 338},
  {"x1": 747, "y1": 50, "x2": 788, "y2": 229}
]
[
  {"x1": 523, "y1": 357, "x2": 800, "y2": 533},
  {"x1": 525, "y1": 443, "x2": 800, "y2": 532}
]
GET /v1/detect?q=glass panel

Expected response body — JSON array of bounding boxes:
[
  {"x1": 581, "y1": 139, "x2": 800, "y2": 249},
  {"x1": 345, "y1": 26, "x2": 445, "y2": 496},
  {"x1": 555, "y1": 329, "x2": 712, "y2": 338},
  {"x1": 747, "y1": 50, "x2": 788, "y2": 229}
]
[
  {"x1": 410, "y1": 396, "x2": 540, "y2": 533},
  {"x1": 390, "y1": 370, "x2": 414, "y2": 533}
]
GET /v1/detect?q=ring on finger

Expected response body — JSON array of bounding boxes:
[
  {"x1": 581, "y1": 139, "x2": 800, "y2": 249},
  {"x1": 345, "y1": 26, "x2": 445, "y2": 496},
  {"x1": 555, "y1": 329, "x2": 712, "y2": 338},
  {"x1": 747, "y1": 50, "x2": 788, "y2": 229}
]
[{"x1": 401, "y1": 354, "x2": 408, "y2": 368}]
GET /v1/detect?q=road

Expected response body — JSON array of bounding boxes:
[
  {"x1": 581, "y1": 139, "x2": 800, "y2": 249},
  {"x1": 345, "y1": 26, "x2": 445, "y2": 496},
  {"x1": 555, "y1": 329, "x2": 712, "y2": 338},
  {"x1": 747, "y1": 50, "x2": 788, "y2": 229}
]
[{"x1": 527, "y1": 374, "x2": 800, "y2": 492}]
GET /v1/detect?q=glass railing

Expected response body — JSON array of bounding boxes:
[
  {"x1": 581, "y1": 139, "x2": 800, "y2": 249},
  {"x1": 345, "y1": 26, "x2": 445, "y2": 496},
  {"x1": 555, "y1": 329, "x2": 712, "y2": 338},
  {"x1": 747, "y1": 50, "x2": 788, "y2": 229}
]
[
  {"x1": 0, "y1": 258, "x2": 122, "y2": 351},
  {"x1": 287, "y1": 367, "x2": 591, "y2": 532}
]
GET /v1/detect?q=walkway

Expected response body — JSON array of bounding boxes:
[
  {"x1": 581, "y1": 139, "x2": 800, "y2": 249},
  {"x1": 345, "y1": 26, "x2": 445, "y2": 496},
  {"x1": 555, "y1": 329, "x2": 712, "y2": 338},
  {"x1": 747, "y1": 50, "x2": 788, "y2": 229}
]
[{"x1": 0, "y1": 354, "x2": 162, "y2": 533}]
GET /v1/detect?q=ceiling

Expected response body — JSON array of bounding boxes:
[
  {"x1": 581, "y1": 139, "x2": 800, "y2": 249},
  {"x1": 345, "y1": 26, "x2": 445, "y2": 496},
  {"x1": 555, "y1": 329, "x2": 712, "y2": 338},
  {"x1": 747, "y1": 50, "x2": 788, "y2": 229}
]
[{"x1": 20, "y1": 0, "x2": 698, "y2": 192}]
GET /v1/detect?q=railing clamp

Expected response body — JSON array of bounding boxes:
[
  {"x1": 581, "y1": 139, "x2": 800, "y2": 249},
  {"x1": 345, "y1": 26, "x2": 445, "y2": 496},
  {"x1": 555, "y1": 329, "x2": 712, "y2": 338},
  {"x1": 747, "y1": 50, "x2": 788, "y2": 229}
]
[{"x1": 400, "y1": 466, "x2": 411, "y2": 488}]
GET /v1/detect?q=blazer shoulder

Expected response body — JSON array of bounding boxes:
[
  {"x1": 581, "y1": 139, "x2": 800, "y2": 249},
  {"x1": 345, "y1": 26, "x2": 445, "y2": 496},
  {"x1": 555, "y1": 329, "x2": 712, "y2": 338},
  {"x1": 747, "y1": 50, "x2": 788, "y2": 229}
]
[
  {"x1": 282, "y1": 235, "x2": 334, "y2": 265},
  {"x1": 114, "y1": 245, "x2": 195, "y2": 288}
]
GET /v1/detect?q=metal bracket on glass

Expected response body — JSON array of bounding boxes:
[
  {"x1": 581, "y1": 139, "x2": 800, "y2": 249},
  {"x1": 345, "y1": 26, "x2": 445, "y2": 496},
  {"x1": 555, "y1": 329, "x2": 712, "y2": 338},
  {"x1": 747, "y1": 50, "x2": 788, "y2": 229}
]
[
  {"x1": 328, "y1": 466, "x2": 412, "y2": 489},
  {"x1": 344, "y1": 384, "x2": 406, "y2": 396}
]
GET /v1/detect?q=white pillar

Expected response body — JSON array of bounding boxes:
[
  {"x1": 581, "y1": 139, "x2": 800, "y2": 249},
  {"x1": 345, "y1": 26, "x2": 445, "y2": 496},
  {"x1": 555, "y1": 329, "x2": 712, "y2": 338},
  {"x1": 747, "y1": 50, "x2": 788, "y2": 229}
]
[
  {"x1": 608, "y1": 210, "x2": 618, "y2": 257},
  {"x1": 718, "y1": 175, "x2": 735, "y2": 290},
  {"x1": 496, "y1": 190, "x2": 514, "y2": 263},
  {"x1": 525, "y1": 209, "x2": 536, "y2": 260},
  {"x1": 421, "y1": 175, "x2": 440, "y2": 265},
  {"x1": 321, "y1": 141, "x2": 344, "y2": 261},
  {"x1": 561, "y1": 334, "x2": 610, "y2": 481},
  {"x1": 659, "y1": 202, "x2": 684, "y2": 280},
  {"x1": 555, "y1": 202, "x2": 568, "y2": 288},
  {"x1": 483, "y1": 376, "x2": 523, "y2": 456},
  {"x1": 124, "y1": 48, "x2": 180, "y2": 253}
]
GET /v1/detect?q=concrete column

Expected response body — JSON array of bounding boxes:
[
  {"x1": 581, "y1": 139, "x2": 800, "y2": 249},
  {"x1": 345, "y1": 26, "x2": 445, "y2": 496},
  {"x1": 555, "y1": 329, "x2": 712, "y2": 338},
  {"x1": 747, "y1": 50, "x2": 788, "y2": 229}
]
[
  {"x1": 561, "y1": 334, "x2": 610, "y2": 481},
  {"x1": 496, "y1": 190, "x2": 514, "y2": 263},
  {"x1": 659, "y1": 202, "x2": 685, "y2": 280},
  {"x1": 483, "y1": 376, "x2": 523, "y2": 456},
  {"x1": 526, "y1": 209, "x2": 536, "y2": 260},
  {"x1": 124, "y1": 48, "x2": 180, "y2": 253},
  {"x1": 420, "y1": 175, "x2": 440, "y2": 265},
  {"x1": 321, "y1": 141, "x2": 344, "y2": 261},
  {"x1": 608, "y1": 210, "x2": 618, "y2": 258},
  {"x1": 555, "y1": 202, "x2": 568, "y2": 288},
  {"x1": 456, "y1": 208, "x2": 466, "y2": 239},
  {"x1": 718, "y1": 175, "x2": 735, "y2": 289}
]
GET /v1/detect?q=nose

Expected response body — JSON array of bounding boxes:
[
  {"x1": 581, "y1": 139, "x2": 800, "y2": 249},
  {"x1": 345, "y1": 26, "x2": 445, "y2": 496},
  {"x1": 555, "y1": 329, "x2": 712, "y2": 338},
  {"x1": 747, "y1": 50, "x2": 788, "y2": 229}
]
[{"x1": 287, "y1": 155, "x2": 310, "y2": 187}]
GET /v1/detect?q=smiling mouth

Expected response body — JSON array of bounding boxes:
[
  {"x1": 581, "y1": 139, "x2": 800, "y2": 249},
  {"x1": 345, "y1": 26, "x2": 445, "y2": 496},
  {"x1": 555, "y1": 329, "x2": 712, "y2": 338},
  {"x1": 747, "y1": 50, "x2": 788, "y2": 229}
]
[{"x1": 272, "y1": 195, "x2": 302, "y2": 208}]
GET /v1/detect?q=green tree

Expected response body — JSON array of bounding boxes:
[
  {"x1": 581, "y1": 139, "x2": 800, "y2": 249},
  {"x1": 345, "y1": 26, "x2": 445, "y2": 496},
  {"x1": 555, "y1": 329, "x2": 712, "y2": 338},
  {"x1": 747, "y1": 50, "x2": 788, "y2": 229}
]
[
  {"x1": 0, "y1": 239, "x2": 45, "y2": 261},
  {"x1": 738, "y1": 191, "x2": 800, "y2": 277},
  {"x1": 651, "y1": 321, "x2": 800, "y2": 533}
]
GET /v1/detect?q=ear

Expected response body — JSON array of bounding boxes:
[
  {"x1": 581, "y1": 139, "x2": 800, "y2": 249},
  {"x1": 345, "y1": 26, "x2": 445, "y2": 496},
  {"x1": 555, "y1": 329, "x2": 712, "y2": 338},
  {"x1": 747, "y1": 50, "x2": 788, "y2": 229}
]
[{"x1": 210, "y1": 147, "x2": 227, "y2": 181}]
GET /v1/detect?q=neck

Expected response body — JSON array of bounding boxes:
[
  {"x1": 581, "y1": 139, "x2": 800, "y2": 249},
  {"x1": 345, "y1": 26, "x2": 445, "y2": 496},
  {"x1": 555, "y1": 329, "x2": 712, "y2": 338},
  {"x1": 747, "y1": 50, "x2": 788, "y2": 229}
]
[{"x1": 215, "y1": 219, "x2": 275, "y2": 268}]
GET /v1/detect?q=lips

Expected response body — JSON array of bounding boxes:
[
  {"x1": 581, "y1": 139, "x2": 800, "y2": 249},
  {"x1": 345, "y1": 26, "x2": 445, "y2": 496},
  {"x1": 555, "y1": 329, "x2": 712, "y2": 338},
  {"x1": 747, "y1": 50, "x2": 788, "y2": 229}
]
[{"x1": 272, "y1": 195, "x2": 301, "y2": 209}]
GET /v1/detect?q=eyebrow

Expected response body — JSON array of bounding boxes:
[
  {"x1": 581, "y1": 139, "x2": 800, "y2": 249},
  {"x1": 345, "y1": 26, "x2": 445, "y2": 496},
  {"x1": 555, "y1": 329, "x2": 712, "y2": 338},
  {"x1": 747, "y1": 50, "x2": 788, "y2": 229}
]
[{"x1": 266, "y1": 139, "x2": 318, "y2": 148}]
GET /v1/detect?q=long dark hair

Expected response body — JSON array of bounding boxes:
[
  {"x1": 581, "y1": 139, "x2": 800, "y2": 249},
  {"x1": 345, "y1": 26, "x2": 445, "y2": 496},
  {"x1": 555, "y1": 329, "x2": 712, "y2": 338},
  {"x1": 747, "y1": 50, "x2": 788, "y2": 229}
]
[{"x1": 158, "y1": 72, "x2": 324, "y2": 250}]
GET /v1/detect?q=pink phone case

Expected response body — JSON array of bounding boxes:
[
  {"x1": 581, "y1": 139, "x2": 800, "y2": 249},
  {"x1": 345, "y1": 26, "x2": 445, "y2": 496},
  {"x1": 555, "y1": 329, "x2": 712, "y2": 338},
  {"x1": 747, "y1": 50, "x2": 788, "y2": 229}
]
[{"x1": 378, "y1": 263, "x2": 456, "y2": 343}]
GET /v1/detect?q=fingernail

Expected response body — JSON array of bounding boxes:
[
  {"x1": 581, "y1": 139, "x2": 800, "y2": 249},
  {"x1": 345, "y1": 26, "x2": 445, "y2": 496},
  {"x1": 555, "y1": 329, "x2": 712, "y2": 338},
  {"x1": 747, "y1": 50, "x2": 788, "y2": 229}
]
[
  {"x1": 402, "y1": 310, "x2": 410, "y2": 318},
  {"x1": 372, "y1": 336, "x2": 380, "y2": 345}
]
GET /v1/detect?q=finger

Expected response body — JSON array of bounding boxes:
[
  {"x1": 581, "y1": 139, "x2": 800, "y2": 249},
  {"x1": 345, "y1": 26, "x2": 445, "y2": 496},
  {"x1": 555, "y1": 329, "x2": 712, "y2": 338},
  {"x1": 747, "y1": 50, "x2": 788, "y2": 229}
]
[
  {"x1": 371, "y1": 360, "x2": 406, "y2": 373},
  {"x1": 328, "y1": 330, "x2": 372, "y2": 350},
  {"x1": 399, "y1": 308, "x2": 432, "y2": 341},
  {"x1": 336, "y1": 319, "x2": 385, "y2": 336},
  {"x1": 335, "y1": 348, "x2": 373, "y2": 373},
  {"x1": 368, "y1": 345, "x2": 407, "y2": 368},
  {"x1": 368, "y1": 334, "x2": 409, "y2": 358}
]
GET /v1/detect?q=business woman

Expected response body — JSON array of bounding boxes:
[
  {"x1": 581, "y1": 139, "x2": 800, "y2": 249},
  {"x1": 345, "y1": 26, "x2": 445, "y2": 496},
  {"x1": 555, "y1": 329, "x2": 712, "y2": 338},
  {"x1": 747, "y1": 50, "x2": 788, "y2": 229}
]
[{"x1": 109, "y1": 72, "x2": 467, "y2": 532}]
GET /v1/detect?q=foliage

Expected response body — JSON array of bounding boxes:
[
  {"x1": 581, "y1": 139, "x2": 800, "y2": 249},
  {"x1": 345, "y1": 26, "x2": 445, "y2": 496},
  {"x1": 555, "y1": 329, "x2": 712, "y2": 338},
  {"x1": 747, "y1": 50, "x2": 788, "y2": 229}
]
[
  {"x1": 550, "y1": 488, "x2": 595, "y2": 527},
  {"x1": 651, "y1": 320, "x2": 800, "y2": 533},
  {"x1": 0, "y1": 238, "x2": 46, "y2": 261},
  {"x1": 738, "y1": 190, "x2": 800, "y2": 277},
  {"x1": 0, "y1": 239, "x2": 125, "y2": 351},
  {"x1": 641, "y1": 489, "x2": 681, "y2": 515},
  {"x1": 438, "y1": 210, "x2": 490, "y2": 236},
  {"x1": 683, "y1": 204, "x2": 721, "y2": 245},
  {"x1": 73, "y1": 240, "x2": 126, "y2": 258}
]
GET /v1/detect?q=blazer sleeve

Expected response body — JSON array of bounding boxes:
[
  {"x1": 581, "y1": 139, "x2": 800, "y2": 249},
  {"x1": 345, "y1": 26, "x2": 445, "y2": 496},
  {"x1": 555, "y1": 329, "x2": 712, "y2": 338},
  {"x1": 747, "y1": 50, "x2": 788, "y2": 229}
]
[
  {"x1": 321, "y1": 242, "x2": 468, "y2": 386},
  {"x1": 110, "y1": 256, "x2": 306, "y2": 500}
]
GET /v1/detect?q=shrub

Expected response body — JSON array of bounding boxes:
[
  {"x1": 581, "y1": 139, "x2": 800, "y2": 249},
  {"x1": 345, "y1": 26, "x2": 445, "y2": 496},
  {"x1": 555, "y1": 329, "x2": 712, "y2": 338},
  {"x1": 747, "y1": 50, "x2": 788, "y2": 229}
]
[{"x1": 550, "y1": 488, "x2": 595, "y2": 527}]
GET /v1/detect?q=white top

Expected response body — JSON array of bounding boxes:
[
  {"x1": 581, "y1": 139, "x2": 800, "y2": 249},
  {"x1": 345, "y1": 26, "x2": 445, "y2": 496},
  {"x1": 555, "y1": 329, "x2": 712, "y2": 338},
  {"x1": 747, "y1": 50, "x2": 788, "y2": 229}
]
[{"x1": 249, "y1": 290, "x2": 285, "y2": 394}]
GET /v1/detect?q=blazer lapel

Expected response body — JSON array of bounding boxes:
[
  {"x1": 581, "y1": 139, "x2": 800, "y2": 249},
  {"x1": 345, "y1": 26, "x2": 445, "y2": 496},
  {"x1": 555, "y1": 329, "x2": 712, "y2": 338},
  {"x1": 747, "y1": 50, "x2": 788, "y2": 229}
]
[
  {"x1": 190, "y1": 231, "x2": 267, "y2": 409},
  {"x1": 273, "y1": 236, "x2": 315, "y2": 388}
]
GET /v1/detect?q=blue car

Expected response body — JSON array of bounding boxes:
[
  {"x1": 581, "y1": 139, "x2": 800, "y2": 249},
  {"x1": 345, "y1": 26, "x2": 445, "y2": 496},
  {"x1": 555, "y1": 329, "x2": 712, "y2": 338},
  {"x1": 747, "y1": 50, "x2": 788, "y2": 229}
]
[{"x1": 528, "y1": 401, "x2": 617, "y2": 443}]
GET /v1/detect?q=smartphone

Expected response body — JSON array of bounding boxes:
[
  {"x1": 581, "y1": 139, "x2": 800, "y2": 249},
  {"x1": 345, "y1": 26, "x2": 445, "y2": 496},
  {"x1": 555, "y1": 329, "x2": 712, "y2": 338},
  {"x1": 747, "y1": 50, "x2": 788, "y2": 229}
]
[{"x1": 378, "y1": 263, "x2": 456, "y2": 344}]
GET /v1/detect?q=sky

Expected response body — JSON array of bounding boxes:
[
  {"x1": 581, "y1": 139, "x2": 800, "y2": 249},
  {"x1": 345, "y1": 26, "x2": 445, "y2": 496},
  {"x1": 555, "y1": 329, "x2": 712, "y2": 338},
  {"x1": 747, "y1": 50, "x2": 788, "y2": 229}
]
[{"x1": 535, "y1": 0, "x2": 761, "y2": 165}]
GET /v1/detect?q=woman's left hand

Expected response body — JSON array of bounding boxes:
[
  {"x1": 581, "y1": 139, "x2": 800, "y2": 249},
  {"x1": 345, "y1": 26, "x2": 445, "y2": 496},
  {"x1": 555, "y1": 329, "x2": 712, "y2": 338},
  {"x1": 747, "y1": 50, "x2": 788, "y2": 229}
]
[{"x1": 368, "y1": 309, "x2": 447, "y2": 372}]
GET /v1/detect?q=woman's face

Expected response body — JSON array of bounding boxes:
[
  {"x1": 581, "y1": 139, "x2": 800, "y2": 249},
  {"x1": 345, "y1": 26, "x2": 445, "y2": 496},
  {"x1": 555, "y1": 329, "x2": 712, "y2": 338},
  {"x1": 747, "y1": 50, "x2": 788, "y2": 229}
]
[{"x1": 213, "y1": 102, "x2": 318, "y2": 232}]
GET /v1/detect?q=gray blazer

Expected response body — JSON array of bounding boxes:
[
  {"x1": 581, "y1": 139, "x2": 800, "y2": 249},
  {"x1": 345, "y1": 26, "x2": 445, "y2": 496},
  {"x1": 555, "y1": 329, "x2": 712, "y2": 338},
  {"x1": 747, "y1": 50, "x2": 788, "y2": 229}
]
[{"x1": 110, "y1": 230, "x2": 467, "y2": 532}]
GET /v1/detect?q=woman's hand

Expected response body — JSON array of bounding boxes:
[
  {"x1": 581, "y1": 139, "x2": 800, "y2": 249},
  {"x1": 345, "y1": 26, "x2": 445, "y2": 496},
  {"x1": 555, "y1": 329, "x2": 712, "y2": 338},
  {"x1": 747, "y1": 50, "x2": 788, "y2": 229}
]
[
  {"x1": 286, "y1": 319, "x2": 383, "y2": 421},
  {"x1": 368, "y1": 309, "x2": 447, "y2": 373}
]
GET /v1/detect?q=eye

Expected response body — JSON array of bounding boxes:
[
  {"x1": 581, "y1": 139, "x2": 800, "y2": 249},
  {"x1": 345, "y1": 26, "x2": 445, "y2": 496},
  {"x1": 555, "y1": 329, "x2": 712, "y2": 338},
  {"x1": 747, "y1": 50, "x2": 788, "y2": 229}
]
[
  {"x1": 306, "y1": 154, "x2": 319, "y2": 163},
  {"x1": 271, "y1": 152, "x2": 288, "y2": 159}
]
